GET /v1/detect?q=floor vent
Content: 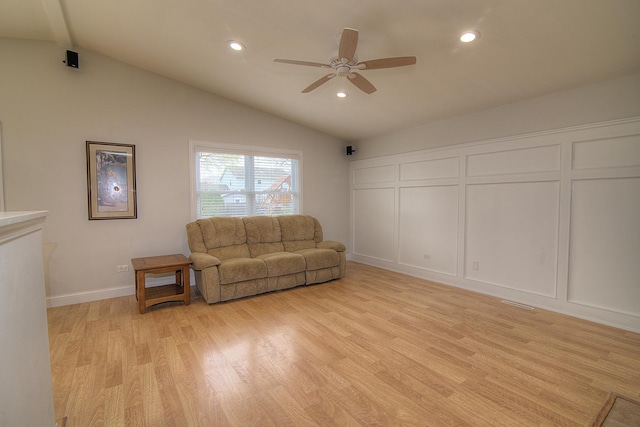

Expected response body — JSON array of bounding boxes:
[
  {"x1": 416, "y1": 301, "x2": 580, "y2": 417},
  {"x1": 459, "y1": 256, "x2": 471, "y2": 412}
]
[{"x1": 500, "y1": 300, "x2": 535, "y2": 310}]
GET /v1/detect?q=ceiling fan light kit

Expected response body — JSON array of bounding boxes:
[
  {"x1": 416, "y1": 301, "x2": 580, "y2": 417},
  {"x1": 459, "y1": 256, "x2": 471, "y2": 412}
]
[{"x1": 274, "y1": 28, "x2": 417, "y2": 94}]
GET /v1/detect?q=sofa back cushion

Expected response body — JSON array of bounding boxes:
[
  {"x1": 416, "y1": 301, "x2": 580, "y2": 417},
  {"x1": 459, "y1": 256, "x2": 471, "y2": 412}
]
[
  {"x1": 243, "y1": 216, "x2": 285, "y2": 257},
  {"x1": 195, "y1": 217, "x2": 250, "y2": 260},
  {"x1": 278, "y1": 215, "x2": 323, "y2": 252}
]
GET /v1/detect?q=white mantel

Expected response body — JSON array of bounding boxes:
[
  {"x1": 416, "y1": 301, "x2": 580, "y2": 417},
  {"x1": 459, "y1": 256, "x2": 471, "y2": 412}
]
[{"x1": 0, "y1": 211, "x2": 56, "y2": 426}]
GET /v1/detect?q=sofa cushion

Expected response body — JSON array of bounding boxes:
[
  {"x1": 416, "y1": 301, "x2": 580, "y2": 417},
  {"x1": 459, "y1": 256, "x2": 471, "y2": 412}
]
[
  {"x1": 197, "y1": 217, "x2": 247, "y2": 249},
  {"x1": 244, "y1": 216, "x2": 285, "y2": 257},
  {"x1": 208, "y1": 244, "x2": 250, "y2": 261},
  {"x1": 218, "y1": 258, "x2": 267, "y2": 285},
  {"x1": 279, "y1": 215, "x2": 323, "y2": 252},
  {"x1": 197, "y1": 217, "x2": 250, "y2": 260},
  {"x1": 279, "y1": 215, "x2": 322, "y2": 242},
  {"x1": 257, "y1": 252, "x2": 306, "y2": 277},
  {"x1": 295, "y1": 248, "x2": 339, "y2": 270}
]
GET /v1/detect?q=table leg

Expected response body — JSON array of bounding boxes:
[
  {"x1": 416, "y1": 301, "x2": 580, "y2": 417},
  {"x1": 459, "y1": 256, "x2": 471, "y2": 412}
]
[
  {"x1": 175, "y1": 269, "x2": 182, "y2": 292},
  {"x1": 136, "y1": 270, "x2": 146, "y2": 314},
  {"x1": 183, "y1": 266, "x2": 190, "y2": 306}
]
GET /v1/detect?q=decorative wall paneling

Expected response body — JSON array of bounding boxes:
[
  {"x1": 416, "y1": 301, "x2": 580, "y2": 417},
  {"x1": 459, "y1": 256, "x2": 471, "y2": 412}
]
[
  {"x1": 465, "y1": 181, "x2": 560, "y2": 297},
  {"x1": 353, "y1": 187, "x2": 396, "y2": 262},
  {"x1": 350, "y1": 117, "x2": 640, "y2": 332}
]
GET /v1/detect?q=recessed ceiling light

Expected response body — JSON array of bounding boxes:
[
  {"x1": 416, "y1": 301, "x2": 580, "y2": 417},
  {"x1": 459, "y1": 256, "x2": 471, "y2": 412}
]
[
  {"x1": 228, "y1": 41, "x2": 245, "y2": 51},
  {"x1": 336, "y1": 92, "x2": 347, "y2": 98},
  {"x1": 460, "y1": 30, "x2": 480, "y2": 43}
]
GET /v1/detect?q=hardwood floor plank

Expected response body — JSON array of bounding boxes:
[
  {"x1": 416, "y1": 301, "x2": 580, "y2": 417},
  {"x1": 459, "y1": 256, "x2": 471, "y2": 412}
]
[
  {"x1": 219, "y1": 393, "x2": 279, "y2": 426},
  {"x1": 104, "y1": 384, "x2": 124, "y2": 426},
  {"x1": 48, "y1": 261, "x2": 640, "y2": 426},
  {"x1": 375, "y1": 362, "x2": 475, "y2": 426},
  {"x1": 123, "y1": 365, "x2": 144, "y2": 412},
  {"x1": 106, "y1": 330, "x2": 124, "y2": 388},
  {"x1": 138, "y1": 363, "x2": 163, "y2": 426},
  {"x1": 469, "y1": 349, "x2": 591, "y2": 422},
  {"x1": 175, "y1": 382, "x2": 230, "y2": 427},
  {"x1": 123, "y1": 403, "x2": 145, "y2": 427},
  {"x1": 319, "y1": 383, "x2": 391, "y2": 426},
  {"x1": 461, "y1": 377, "x2": 577, "y2": 426},
  {"x1": 267, "y1": 385, "x2": 319, "y2": 426},
  {"x1": 304, "y1": 400, "x2": 362, "y2": 427}
]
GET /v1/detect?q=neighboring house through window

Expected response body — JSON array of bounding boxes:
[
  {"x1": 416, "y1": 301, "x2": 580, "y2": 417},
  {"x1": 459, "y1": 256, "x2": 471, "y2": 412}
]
[{"x1": 190, "y1": 140, "x2": 301, "y2": 218}]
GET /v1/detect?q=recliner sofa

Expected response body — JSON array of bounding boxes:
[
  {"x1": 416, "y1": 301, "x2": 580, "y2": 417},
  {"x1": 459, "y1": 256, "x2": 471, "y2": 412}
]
[{"x1": 186, "y1": 214, "x2": 346, "y2": 303}]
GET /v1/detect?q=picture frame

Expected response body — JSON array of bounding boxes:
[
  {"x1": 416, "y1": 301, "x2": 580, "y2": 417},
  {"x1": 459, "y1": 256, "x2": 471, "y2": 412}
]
[{"x1": 86, "y1": 141, "x2": 137, "y2": 220}]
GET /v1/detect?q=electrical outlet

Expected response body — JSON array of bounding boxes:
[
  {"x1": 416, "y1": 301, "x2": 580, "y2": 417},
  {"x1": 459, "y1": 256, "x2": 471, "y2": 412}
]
[
  {"x1": 116, "y1": 264, "x2": 129, "y2": 272},
  {"x1": 472, "y1": 261, "x2": 480, "y2": 271}
]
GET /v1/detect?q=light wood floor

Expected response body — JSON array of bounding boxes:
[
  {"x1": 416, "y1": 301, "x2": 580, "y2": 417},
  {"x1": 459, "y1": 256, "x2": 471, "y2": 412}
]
[{"x1": 48, "y1": 261, "x2": 640, "y2": 426}]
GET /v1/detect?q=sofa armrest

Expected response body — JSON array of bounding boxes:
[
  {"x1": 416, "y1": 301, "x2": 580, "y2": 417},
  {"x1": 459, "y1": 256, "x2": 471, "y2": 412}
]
[
  {"x1": 189, "y1": 252, "x2": 221, "y2": 270},
  {"x1": 317, "y1": 240, "x2": 346, "y2": 252}
]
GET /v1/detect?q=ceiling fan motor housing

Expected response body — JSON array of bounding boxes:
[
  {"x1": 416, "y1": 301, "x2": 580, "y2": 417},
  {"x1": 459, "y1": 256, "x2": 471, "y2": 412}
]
[{"x1": 330, "y1": 57, "x2": 359, "y2": 77}]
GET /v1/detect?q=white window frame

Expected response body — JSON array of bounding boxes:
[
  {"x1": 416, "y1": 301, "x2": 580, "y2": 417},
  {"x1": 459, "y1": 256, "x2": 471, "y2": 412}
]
[{"x1": 189, "y1": 140, "x2": 303, "y2": 220}]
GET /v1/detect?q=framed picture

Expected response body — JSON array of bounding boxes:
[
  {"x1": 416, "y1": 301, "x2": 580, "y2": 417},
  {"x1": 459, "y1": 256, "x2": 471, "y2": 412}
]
[{"x1": 86, "y1": 141, "x2": 137, "y2": 220}]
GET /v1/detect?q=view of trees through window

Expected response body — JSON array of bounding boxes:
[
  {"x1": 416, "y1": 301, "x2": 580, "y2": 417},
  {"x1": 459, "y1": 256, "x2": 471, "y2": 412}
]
[{"x1": 195, "y1": 150, "x2": 299, "y2": 218}]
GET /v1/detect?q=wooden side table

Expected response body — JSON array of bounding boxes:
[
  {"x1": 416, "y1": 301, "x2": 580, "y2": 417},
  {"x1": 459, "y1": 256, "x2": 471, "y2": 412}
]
[{"x1": 131, "y1": 254, "x2": 191, "y2": 314}]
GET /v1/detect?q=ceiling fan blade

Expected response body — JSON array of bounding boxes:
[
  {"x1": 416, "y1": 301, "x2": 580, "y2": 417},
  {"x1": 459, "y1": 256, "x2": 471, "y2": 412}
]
[
  {"x1": 358, "y1": 56, "x2": 417, "y2": 70},
  {"x1": 302, "y1": 74, "x2": 335, "y2": 93},
  {"x1": 348, "y1": 73, "x2": 377, "y2": 94},
  {"x1": 338, "y1": 28, "x2": 359, "y2": 62},
  {"x1": 274, "y1": 59, "x2": 331, "y2": 68}
]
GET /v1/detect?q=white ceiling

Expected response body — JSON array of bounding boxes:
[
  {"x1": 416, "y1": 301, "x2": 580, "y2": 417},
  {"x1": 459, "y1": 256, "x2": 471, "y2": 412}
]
[{"x1": 2, "y1": 0, "x2": 640, "y2": 141}]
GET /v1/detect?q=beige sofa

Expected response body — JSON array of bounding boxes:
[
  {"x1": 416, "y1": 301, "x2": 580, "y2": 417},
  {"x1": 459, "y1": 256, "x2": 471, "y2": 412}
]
[{"x1": 186, "y1": 215, "x2": 346, "y2": 303}]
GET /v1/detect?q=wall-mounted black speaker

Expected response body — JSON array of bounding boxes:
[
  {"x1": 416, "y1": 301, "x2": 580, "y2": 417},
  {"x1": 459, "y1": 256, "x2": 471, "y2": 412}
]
[
  {"x1": 346, "y1": 145, "x2": 356, "y2": 156},
  {"x1": 65, "y1": 50, "x2": 79, "y2": 69}
]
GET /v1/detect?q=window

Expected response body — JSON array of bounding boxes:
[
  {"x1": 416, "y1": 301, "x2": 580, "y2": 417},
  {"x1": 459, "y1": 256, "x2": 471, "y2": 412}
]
[{"x1": 190, "y1": 141, "x2": 301, "y2": 218}]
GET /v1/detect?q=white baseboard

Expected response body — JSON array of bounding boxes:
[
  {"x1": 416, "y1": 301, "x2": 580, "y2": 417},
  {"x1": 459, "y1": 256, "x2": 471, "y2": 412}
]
[
  {"x1": 46, "y1": 276, "x2": 190, "y2": 308},
  {"x1": 47, "y1": 286, "x2": 134, "y2": 308}
]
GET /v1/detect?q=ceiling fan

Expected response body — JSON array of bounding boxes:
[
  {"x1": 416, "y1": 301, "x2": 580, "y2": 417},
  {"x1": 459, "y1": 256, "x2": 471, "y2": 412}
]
[{"x1": 274, "y1": 28, "x2": 417, "y2": 94}]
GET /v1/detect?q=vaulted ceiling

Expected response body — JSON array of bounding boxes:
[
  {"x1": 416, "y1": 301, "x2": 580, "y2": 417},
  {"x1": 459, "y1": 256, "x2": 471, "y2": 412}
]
[{"x1": 2, "y1": 0, "x2": 640, "y2": 141}]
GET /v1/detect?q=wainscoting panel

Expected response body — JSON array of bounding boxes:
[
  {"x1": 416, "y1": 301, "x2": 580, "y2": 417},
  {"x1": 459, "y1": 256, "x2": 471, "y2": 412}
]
[
  {"x1": 467, "y1": 144, "x2": 561, "y2": 177},
  {"x1": 573, "y1": 134, "x2": 640, "y2": 170},
  {"x1": 398, "y1": 185, "x2": 458, "y2": 275},
  {"x1": 568, "y1": 177, "x2": 640, "y2": 317},
  {"x1": 464, "y1": 181, "x2": 559, "y2": 297},
  {"x1": 353, "y1": 164, "x2": 395, "y2": 185},
  {"x1": 353, "y1": 188, "x2": 395, "y2": 261},
  {"x1": 399, "y1": 157, "x2": 459, "y2": 181}
]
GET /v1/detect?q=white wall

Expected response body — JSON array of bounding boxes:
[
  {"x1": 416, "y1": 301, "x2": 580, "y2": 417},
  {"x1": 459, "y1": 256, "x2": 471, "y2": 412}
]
[
  {"x1": 0, "y1": 38, "x2": 349, "y2": 306},
  {"x1": 350, "y1": 118, "x2": 640, "y2": 332},
  {"x1": 355, "y1": 73, "x2": 640, "y2": 159}
]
